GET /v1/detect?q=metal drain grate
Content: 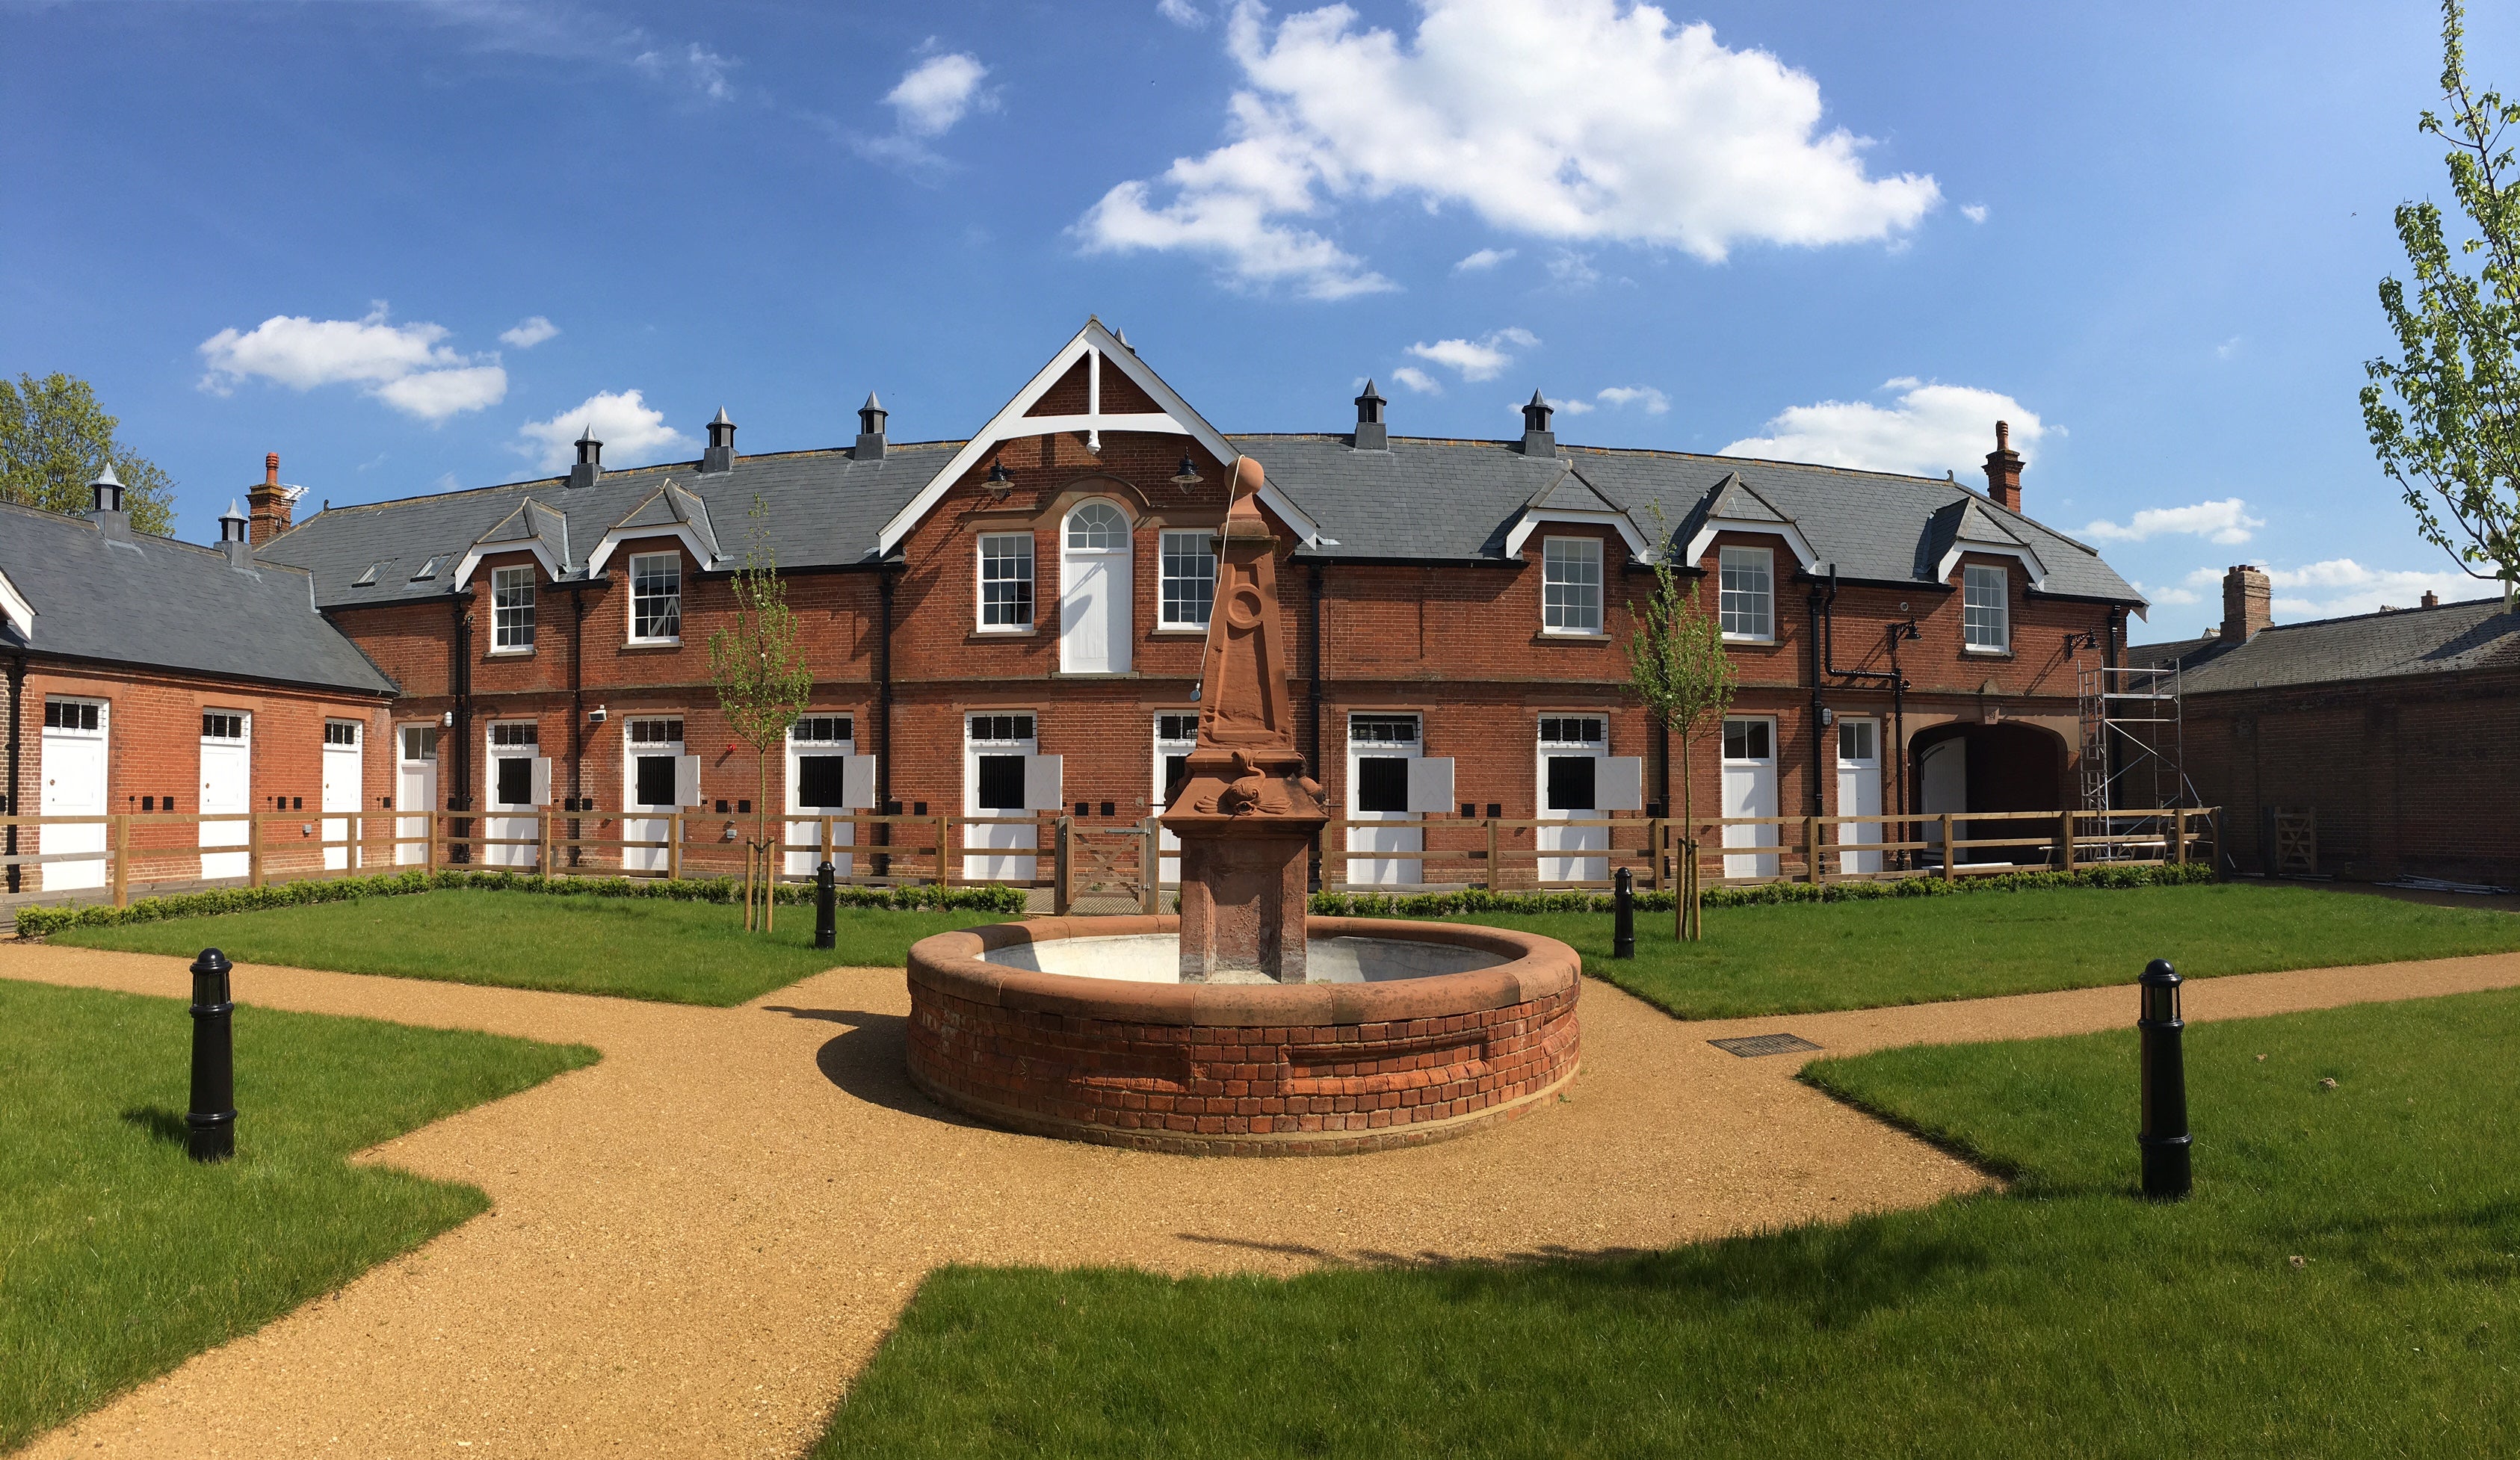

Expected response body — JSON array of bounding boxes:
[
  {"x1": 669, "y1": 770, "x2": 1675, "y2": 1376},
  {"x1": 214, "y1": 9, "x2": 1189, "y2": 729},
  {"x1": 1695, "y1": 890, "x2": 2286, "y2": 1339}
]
[{"x1": 1708, "y1": 1033, "x2": 1823, "y2": 1059}]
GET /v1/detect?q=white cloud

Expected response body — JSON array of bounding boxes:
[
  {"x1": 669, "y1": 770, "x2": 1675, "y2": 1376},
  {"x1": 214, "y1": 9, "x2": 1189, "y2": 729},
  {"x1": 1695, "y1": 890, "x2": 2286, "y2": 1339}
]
[
  {"x1": 1077, "y1": 0, "x2": 1939, "y2": 297},
  {"x1": 1545, "y1": 249, "x2": 1601, "y2": 287},
  {"x1": 515, "y1": 390, "x2": 691, "y2": 471},
  {"x1": 2234, "y1": 560, "x2": 2495, "y2": 621},
  {"x1": 2138, "y1": 583, "x2": 2203, "y2": 607},
  {"x1": 1158, "y1": 0, "x2": 1208, "y2": 26},
  {"x1": 1406, "y1": 325, "x2": 1537, "y2": 382},
  {"x1": 197, "y1": 302, "x2": 507, "y2": 424},
  {"x1": 1454, "y1": 247, "x2": 1516, "y2": 272},
  {"x1": 886, "y1": 51, "x2": 992, "y2": 137},
  {"x1": 1597, "y1": 384, "x2": 1669, "y2": 414},
  {"x1": 432, "y1": 2, "x2": 740, "y2": 101},
  {"x1": 1721, "y1": 378, "x2": 2039, "y2": 478},
  {"x1": 1391, "y1": 365, "x2": 1442, "y2": 394},
  {"x1": 1960, "y1": 202, "x2": 1986, "y2": 223},
  {"x1": 633, "y1": 42, "x2": 735, "y2": 99},
  {"x1": 2081, "y1": 498, "x2": 2263, "y2": 546},
  {"x1": 499, "y1": 315, "x2": 560, "y2": 349},
  {"x1": 2216, "y1": 335, "x2": 2243, "y2": 360}
]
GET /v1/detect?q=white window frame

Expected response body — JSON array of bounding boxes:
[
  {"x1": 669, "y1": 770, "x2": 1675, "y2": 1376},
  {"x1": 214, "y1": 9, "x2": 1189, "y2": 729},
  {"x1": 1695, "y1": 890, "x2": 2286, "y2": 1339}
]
[
  {"x1": 628, "y1": 552, "x2": 682, "y2": 645},
  {"x1": 1158, "y1": 529, "x2": 1217, "y2": 630},
  {"x1": 1963, "y1": 563, "x2": 2010, "y2": 652},
  {"x1": 491, "y1": 565, "x2": 536, "y2": 652},
  {"x1": 976, "y1": 533, "x2": 1035, "y2": 631},
  {"x1": 1719, "y1": 545, "x2": 1774, "y2": 643},
  {"x1": 1541, "y1": 536, "x2": 1604, "y2": 635}
]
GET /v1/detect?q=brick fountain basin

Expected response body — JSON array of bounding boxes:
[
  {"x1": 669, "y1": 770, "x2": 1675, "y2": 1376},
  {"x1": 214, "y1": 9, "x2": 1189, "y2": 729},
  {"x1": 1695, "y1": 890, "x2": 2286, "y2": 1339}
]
[{"x1": 905, "y1": 915, "x2": 1582, "y2": 1156}]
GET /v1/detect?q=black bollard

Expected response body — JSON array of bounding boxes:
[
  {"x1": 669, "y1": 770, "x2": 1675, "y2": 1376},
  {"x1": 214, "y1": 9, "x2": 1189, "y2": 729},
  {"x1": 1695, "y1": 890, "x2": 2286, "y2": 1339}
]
[
  {"x1": 186, "y1": 947, "x2": 236, "y2": 1163},
  {"x1": 815, "y1": 859, "x2": 837, "y2": 951},
  {"x1": 2137, "y1": 958, "x2": 2190, "y2": 1200},
  {"x1": 1612, "y1": 866, "x2": 1635, "y2": 959}
]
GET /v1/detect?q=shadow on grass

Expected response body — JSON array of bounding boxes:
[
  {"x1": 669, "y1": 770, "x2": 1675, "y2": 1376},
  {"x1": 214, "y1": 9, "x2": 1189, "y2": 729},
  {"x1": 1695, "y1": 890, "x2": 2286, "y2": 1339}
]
[
  {"x1": 760, "y1": 1005, "x2": 989, "y2": 1128},
  {"x1": 118, "y1": 1106, "x2": 190, "y2": 1148}
]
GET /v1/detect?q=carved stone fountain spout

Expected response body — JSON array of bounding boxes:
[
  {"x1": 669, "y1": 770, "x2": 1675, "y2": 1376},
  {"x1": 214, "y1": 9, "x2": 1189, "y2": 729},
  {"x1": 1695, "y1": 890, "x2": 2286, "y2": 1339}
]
[{"x1": 1160, "y1": 457, "x2": 1329, "y2": 982}]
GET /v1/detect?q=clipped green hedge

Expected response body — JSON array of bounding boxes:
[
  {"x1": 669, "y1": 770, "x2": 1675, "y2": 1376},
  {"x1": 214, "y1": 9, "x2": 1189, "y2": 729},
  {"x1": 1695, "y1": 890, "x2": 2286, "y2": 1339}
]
[
  {"x1": 1308, "y1": 861, "x2": 2219, "y2": 918},
  {"x1": 12, "y1": 869, "x2": 1026, "y2": 939}
]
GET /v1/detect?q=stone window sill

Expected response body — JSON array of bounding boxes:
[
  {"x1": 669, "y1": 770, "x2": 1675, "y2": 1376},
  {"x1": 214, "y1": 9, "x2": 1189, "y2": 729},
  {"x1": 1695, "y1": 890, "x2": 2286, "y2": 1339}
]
[{"x1": 1535, "y1": 631, "x2": 1610, "y2": 643}]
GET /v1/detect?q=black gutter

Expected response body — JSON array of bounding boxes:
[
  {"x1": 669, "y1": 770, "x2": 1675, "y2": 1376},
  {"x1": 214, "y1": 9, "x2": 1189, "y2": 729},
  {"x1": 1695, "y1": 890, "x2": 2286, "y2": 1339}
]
[{"x1": 5, "y1": 655, "x2": 22, "y2": 894}]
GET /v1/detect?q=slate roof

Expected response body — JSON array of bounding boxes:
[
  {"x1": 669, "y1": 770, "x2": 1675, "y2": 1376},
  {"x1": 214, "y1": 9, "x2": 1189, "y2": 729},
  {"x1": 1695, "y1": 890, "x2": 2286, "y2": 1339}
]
[
  {"x1": 2129, "y1": 595, "x2": 2520, "y2": 693},
  {"x1": 258, "y1": 433, "x2": 2143, "y2": 609},
  {"x1": 0, "y1": 501, "x2": 397, "y2": 694}
]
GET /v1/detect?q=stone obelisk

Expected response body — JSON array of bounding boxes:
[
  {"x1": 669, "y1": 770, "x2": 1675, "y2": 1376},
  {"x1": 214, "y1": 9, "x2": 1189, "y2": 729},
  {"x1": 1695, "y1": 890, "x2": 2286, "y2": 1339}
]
[{"x1": 1161, "y1": 457, "x2": 1329, "y2": 983}]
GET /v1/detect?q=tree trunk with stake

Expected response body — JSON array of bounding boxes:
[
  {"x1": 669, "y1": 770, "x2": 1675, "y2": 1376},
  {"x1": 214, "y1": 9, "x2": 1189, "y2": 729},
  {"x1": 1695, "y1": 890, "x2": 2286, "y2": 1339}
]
[
  {"x1": 708, "y1": 493, "x2": 814, "y2": 934},
  {"x1": 1625, "y1": 503, "x2": 1737, "y2": 943}
]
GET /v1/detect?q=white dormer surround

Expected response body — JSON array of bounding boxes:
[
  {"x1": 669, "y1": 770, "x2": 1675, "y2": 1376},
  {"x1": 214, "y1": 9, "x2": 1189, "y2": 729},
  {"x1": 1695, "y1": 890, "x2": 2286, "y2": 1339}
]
[
  {"x1": 1502, "y1": 507, "x2": 1652, "y2": 560},
  {"x1": 1681, "y1": 514, "x2": 1820, "y2": 573},
  {"x1": 451, "y1": 498, "x2": 573, "y2": 591},
  {"x1": 1935, "y1": 501, "x2": 2049, "y2": 588},
  {"x1": 586, "y1": 480, "x2": 724, "y2": 575},
  {"x1": 875, "y1": 318, "x2": 1328, "y2": 554},
  {"x1": 0, "y1": 566, "x2": 34, "y2": 640}
]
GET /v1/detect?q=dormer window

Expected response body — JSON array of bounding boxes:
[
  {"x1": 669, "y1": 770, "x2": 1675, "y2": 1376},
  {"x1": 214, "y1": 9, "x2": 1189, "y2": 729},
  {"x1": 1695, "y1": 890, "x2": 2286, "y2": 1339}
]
[
  {"x1": 492, "y1": 565, "x2": 536, "y2": 652},
  {"x1": 629, "y1": 552, "x2": 682, "y2": 643},
  {"x1": 1964, "y1": 563, "x2": 2010, "y2": 652},
  {"x1": 1719, "y1": 546, "x2": 1774, "y2": 641}
]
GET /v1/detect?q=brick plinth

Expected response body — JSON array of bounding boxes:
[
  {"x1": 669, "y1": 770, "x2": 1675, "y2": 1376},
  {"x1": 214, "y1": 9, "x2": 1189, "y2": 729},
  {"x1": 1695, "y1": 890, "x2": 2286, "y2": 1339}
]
[{"x1": 905, "y1": 915, "x2": 1581, "y2": 1156}]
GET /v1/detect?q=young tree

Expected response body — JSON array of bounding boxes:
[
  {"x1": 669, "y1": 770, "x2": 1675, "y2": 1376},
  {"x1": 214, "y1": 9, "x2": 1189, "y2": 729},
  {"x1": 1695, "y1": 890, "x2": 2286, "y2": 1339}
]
[
  {"x1": 708, "y1": 494, "x2": 814, "y2": 930},
  {"x1": 0, "y1": 372, "x2": 179, "y2": 535},
  {"x1": 2364, "y1": 0, "x2": 2520, "y2": 608},
  {"x1": 1626, "y1": 508, "x2": 1738, "y2": 941}
]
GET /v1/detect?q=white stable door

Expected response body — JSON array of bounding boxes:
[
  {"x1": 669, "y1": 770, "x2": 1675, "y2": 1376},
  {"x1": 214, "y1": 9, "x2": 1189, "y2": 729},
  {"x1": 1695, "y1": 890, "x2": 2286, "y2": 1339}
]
[
  {"x1": 485, "y1": 724, "x2": 544, "y2": 868},
  {"x1": 964, "y1": 714, "x2": 1043, "y2": 882},
  {"x1": 199, "y1": 714, "x2": 251, "y2": 881},
  {"x1": 1152, "y1": 712, "x2": 1196, "y2": 886},
  {"x1": 1344, "y1": 714, "x2": 1422, "y2": 886},
  {"x1": 395, "y1": 726, "x2": 439, "y2": 865},
  {"x1": 1920, "y1": 737, "x2": 1967, "y2": 867},
  {"x1": 1836, "y1": 717, "x2": 1883, "y2": 874},
  {"x1": 1057, "y1": 501, "x2": 1132, "y2": 675},
  {"x1": 1537, "y1": 717, "x2": 1608, "y2": 885},
  {"x1": 785, "y1": 717, "x2": 859, "y2": 878},
  {"x1": 39, "y1": 700, "x2": 108, "y2": 891},
  {"x1": 1720, "y1": 716, "x2": 1779, "y2": 879},
  {"x1": 322, "y1": 722, "x2": 363, "y2": 870},
  {"x1": 623, "y1": 720, "x2": 688, "y2": 873}
]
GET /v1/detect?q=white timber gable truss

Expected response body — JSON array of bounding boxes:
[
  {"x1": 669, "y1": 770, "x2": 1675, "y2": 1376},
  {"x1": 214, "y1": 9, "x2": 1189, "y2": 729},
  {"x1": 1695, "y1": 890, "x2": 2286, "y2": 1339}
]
[
  {"x1": 1934, "y1": 500, "x2": 2050, "y2": 590},
  {"x1": 1501, "y1": 465, "x2": 1654, "y2": 560},
  {"x1": 0, "y1": 566, "x2": 34, "y2": 641},
  {"x1": 875, "y1": 318, "x2": 1329, "y2": 556}
]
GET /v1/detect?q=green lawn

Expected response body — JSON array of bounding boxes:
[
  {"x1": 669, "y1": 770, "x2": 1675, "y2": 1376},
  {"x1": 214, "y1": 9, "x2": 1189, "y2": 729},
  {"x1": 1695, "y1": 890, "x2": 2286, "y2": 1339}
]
[
  {"x1": 815, "y1": 989, "x2": 2520, "y2": 1459},
  {"x1": 55, "y1": 890, "x2": 1012, "y2": 1006},
  {"x1": 1443, "y1": 882, "x2": 2520, "y2": 1019},
  {"x1": 0, "y1": 978, "x2": 593, "y2": 1451}
]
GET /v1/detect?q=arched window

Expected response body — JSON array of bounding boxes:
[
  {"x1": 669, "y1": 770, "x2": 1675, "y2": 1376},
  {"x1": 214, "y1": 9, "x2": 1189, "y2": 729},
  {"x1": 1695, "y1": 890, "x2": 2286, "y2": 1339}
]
[
  {"x1": 1066, "y1": 500, "x2": 1129, "y2": 550},
  {"x1": 1059, "y1": 498, "x2": 1134, "y2": 673}
]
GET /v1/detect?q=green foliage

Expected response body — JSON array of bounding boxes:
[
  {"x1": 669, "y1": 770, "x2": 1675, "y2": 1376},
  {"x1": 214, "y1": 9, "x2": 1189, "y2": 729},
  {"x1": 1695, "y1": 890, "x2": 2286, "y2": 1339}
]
[
  {"x1": 708, "y1": 494, "x2": 816, "y2": 849},
  {"x1": 13, "y1": 867, "x2": 1022, "y2": 938},
  {"x1": 1624, "y1": 501, "x2": 1737, "y2": 939},
  {"x1": 0, "y1": 372, "x2": 178, "y2": 535},
  {"x1": 0, "y1": 979, "x2": 591, "y2": 1449},
  {"x1": 2362, "y1": 1, "x2": 2520, "y2": 604},
  {"x1": 818, "y1": 990, "x2": 2520, "y2": 1458},
  {"x1": 1309, "y1": 860, "x2": 2217, "y2": 918}
]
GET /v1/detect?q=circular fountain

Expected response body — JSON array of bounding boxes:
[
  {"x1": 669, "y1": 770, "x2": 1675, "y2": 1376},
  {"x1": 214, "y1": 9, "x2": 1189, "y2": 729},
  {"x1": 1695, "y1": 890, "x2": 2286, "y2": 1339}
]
[{"x1": 905, "y1": 460, "x2": 1581, "y2": 1156}]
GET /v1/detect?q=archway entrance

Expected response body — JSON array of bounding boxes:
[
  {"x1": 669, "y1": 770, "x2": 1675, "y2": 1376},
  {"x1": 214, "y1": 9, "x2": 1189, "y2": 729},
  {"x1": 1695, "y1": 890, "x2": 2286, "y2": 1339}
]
[{"x1": 1909, "y1": 720, "x2": 2066, "y2": 867}]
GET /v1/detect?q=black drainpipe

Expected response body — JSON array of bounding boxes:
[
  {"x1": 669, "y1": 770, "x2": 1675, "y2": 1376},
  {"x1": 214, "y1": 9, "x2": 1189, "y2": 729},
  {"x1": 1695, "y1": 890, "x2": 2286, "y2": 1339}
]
[
  {"x1": 569, "y1": 581, "x2": 586, "y2": 867},
  {"x1": 451, "y1": 590, "x2": 473, "y2": 862},
  {"x1": 874, "y1": 563, "x2": 896, "y2": 876},
  {"x1": 5, "y1": 655, "x2": 24, "y2": 894},
  {"x1": 1805, "y1": 579, "x2": 1826, "y2": 816},
  {"x1": 2102, "y1": 605, "x2": 2124, "y2": 811},
  {"x1": 1307, "y1": 560, "x2": 1326, "y2": 891}
]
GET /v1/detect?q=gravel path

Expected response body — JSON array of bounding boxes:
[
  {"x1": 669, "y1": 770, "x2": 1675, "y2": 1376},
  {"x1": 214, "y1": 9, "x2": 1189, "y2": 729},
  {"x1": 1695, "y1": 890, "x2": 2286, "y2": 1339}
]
[{"x1": 8, "y1": 941, "x2": 2519, "y2": 1458}]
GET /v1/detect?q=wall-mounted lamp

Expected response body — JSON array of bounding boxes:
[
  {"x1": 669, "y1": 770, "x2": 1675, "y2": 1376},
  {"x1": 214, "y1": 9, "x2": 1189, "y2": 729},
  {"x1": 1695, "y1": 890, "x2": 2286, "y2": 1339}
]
[
  {"x1": 983, "y1": 459, "x2": 1014, "y2": 499},
  {"x1": 1170, "y1": 455, "x2": 1202, "y2": 490},
  {"x1": 588, "y1": 705, "x2": 608, "y2": 724},
  {"x1": 439, "y1": 710, "x2": 454, "y2": 728},
  {"x1": 722, "y1": 822, "x2": 738, "y2": 842},
  {"x1": 1820, "y1": 707, "x2": 1835, "y2": 727}
]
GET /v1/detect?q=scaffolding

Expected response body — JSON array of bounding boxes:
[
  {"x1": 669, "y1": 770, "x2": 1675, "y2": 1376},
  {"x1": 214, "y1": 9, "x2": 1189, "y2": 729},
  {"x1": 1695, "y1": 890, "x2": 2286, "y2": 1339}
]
[{"x1": 2079, "y1": 664, "x2": 2190, "y2": 859}]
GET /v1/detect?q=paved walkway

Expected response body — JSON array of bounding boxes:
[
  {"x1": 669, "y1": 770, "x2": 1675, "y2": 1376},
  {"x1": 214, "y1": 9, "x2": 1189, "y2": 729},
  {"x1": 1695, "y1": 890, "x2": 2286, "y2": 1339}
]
[{"x1": 7, "y1": 944, "x2": 2520, "y2": 1458}]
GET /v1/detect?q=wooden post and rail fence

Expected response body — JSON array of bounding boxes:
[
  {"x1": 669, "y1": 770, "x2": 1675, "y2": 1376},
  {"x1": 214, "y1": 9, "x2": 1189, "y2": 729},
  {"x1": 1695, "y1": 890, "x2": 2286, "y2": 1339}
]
[{"x1": 3, "y1": 805, "x2": 2222, "y2": 912}]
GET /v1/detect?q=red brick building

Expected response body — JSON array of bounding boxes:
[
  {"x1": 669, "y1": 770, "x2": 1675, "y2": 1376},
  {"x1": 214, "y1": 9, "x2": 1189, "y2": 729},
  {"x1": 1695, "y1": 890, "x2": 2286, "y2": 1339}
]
[
  {"x1": 2, "y1": 467, "x2": 398, "y2": 895},
  {"x1": 226, "y1": 319, "x2": 2145, "y2": 887},
  {"x1": 2134, "y1": 568, "x2": 2520, "y2": 886}
]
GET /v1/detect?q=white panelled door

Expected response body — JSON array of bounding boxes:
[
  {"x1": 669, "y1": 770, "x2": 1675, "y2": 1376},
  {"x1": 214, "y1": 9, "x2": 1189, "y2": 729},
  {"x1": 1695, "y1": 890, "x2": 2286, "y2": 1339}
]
[
  {"x1": 623, "y1": 717, "x2": 686, "y2": 873},
  {"x1": 1344, "y1": 713, "x2": 1422, "y2": 886},
  {"x1": 199, "y1": 711, "x2": 251, "y2": 880},
  {"x1": 1057, "y1": 500, "x2": 1132, "y2": 674},
  {"x1": 964, "y1": 713, "x2": 1040, "y2": 882},
  {"x1": 1835, "y1": 717, "x2": 1883, "y2": 874},
  {"x1": 1152, "y1": 711, "x2": 1196, "y2": 885},
  {"x1": 1720, "y1": 716, "x2": 1779, "y2": 879},
  {"x1": 1537, "y1": 715, "x2": 1608, "y2": 885},
  {"x1": 484, "y1": 720, "x2": 543, "y2": 867},
  {"x1": 395, "y1": 726, "x2": 439, "y2": 865},
  {"x1": 785, "y1": 714, "x2": 857, "y2": 878},
  {"x1": 39, "y1": 699, "x2": 108, "y2": 891},
  {"x1": 322, "y1": 720, "x2": 363, "y2": 870}
]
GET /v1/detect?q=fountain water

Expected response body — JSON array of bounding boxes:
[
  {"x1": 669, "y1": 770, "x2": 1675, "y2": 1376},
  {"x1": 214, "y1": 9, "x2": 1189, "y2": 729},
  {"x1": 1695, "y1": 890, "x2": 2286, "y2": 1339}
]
[{"x1": 906, "y1": 460, "x2": 1581, "y2": 1154}]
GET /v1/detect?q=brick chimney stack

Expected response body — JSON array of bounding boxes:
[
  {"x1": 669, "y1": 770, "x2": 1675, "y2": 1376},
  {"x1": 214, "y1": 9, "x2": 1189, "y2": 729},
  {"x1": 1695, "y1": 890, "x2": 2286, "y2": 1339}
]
[
  {"x1": 247, "y1": 452, "x2": 294, "y2": 545},
  {"x1": 2421, "y1": 590, "x2": 2440, "y2": 608},
  {"x1": 1983, "y1": 421, "x2": 2023, "y2": 513},
  {"x1": 2220, "y1": 564, "x2": 2271, "y2": 644}
]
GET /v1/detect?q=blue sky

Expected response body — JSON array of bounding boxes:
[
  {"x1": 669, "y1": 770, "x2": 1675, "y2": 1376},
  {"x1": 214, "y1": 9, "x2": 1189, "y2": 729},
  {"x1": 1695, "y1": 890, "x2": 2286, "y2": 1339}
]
[{"x1": 4, "y1": 0, "x2": 2509, "y2": 638}]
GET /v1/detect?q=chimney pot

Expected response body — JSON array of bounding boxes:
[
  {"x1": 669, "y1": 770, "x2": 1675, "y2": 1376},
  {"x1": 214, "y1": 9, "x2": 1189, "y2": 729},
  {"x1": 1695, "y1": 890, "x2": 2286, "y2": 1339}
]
[
  {"x1": 265, "y1": 453, "x2": 280, "y2": 486},
  {"x1": 2220, "y1": 564, "x2": 2271, "y2": 645},
  {"x1": 1983, "y1": 421, "x2": 2024, "y2": 513},
  {"x1": 247, "y1": 451, "x2": 295, "y2": 543}
]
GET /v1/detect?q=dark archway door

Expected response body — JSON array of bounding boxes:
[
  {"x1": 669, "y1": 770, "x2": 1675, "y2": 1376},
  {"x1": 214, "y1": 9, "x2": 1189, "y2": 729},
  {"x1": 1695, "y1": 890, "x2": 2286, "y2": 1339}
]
[{"x1": 1909, "y1": 721, "x2": 2067, "y2": 866}]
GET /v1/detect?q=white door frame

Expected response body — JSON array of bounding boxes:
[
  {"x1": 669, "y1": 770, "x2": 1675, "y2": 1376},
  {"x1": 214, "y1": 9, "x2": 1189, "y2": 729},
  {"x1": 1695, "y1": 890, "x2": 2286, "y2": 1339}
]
[
  {"x1": 484, "y1": 720, "x2": 540, "y2": 867},
  {"x1": 785, "y1": 714, "x2": 856, "y2": 878},
  {"x1": 1152, "y1": 711, "x2": 1197, "y2": 885},
  {"x1": 1344, "y1": 712, "x2": 1423, "y2": 887},
  {"x1": 1720, "y1": 714, "x2": 1779, "y2": 879},
  {"x1": 623, "y1": 717, "x2": 685, "y2": 873},
  {"x1": 199, "y1": 711, "x2": 252, "y2": 881},
  {"x1": 322, "y1": 720, "x2": 364, "y2": 871},
  {"x1": 395, "y1": 724, "x2": 439, "y2": 865},
  {"x1": 39, "y1": 697, "x2": 108, "y2": 891},
  {"x1": 1057, "y1": 498, "x2": 1133, "y2": 674},
  {"x1": 1537, "y1": 714, "x2": 1609, "y2": 885},
  {"x1": 1835, "y1": 716, "x2": 1883, "y2": 875},
  {"x1": 964, "y1": 712, "x2": 1039, "y2": 882}
]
